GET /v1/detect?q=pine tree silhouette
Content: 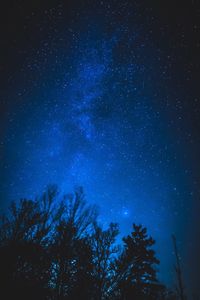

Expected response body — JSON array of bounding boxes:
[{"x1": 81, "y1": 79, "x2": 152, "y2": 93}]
[{"x1": 114, "y1": 224, "x2": 164, "y2": 300}]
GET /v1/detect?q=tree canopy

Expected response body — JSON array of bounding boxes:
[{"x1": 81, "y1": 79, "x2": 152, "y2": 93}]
[{"x1": 0, "y1": 185, "x2": 178, "y2": 300}]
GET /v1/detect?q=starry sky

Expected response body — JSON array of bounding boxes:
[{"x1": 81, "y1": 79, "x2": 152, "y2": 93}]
[{"x1": 1, "y1": 0, "x2": 200, "y2": 294}]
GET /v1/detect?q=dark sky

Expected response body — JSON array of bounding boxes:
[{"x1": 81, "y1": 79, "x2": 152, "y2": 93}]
[{"x1": 1, "y1": 0, "x2": 200, "y2": 295}]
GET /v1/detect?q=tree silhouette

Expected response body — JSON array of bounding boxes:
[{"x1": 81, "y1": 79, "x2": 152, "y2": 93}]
[
  {"x1": 0, "y1": 185, "x2": 63, "y2": 299},
  {"x1": 91, "y1": 222, "x2": 119, "y2": 300},
  {"x1": 172, "y1": 234, "x2": 186, "y2": 300},
  {"x1": 113, "y1": 224, "x2": 162, "y2": 299},
  {"x1": 0, "y1": 186, "x2": 178, "y2": 300},
  {"x1": 49, "y1": 187, "x2": 97, "y2": 299},
  {"x1": 0, "y1": 197, "x2": 54, "y2": 299}
]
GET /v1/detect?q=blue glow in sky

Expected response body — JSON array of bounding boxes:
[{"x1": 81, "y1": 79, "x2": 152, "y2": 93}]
[{"x1": 1, "y1": 1, "x2": 200, "y2": 292}]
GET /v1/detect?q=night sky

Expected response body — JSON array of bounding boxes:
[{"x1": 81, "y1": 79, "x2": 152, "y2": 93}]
[{"x1": 1, "y1": 0, "x2": 200, "y2": 294}]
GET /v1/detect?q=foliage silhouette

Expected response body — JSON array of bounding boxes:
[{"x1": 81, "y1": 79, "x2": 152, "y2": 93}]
[{"x1": 0, "y1": 185, "x2": 178, "y2": 300}]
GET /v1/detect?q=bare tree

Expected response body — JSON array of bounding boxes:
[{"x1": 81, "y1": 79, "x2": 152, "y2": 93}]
[
  {"x1": 91, "y1": 222, "x2": 119, "y2": 300},
  {"x1": 172, "y1": 234, "x2": 186, "y2": 300}
]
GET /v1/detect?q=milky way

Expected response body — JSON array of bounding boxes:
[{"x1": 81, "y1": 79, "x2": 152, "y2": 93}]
[{"x1": 1, "y1": 1, "x2": 200, "y2": 292}]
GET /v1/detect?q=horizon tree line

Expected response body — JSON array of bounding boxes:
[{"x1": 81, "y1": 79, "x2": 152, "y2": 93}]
[{"x1": 0, "y1": 185, "x2": 184, "y2": 299}]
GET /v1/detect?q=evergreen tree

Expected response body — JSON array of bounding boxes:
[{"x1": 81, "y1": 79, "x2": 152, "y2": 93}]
[{"x1": 115, "y1": 224, "x2": 161, "y2": 300}]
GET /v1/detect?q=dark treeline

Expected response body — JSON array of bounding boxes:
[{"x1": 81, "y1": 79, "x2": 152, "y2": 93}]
[{"x1": 0, "y1": 185, "x2": 178, "y2": 300}]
